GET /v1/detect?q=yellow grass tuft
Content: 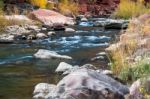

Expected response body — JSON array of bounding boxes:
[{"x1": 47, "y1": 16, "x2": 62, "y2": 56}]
[{"x1": 114, "y1": 0, "x2": 150, "y2": 19}]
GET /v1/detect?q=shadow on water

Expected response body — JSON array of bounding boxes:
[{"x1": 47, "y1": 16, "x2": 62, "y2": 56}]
[{"x1": 0, "y1": 25, "x2": 121, "y2": 99}]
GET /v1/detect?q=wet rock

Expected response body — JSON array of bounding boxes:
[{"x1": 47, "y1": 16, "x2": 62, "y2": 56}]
[
  {"x1": 91, "y1": 56, "x2": 105, "y2": 61},
  {"x1": 33, "y1": 68, "x2": 129, "y2": 99},
  {"x1": 0, "y1": 34, "x2": 14, "y2": 41},
  {"x1": 33, "y1": 83, "x2": 57, "y2": 99},
  {"x1": 27, "y1": 34, "x2": 36, "y2": 40},
  {"x1": 81, "y1": 17, "x2": 88, "y2": 22},
  {"x1": 65, "y1": 28, "x2": 75, "y2": 32},
  {"x1": 96, "y1": 52, "x2": 106, "y2": 56},
  {"x1": 47, "y1": 31, "x2": 56, "y2": 36},
  {"x1": 29, "y1": 9, "x2": 75, "y2": 26},
  {"x1": 55, "y1": 62, "x2": 73, "y2": 72},
  {"x1": 94, "y1": 18, "x2": 128, "y2": 29},
  {"x1": 34, "y1": 49, "x2": 72, "y2": 60},
  {"x1": 36, "y1": 33, "x2": 47, "y2": 39}
]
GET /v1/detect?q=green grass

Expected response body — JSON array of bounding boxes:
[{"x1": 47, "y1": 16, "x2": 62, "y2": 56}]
[{"x1": 119, "y1": 57, "x2": 150, "y2": 82}]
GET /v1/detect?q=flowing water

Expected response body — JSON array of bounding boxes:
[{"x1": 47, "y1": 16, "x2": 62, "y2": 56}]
[{"x1": 0, "y1": 25, "x2": 120, "y2": 99}]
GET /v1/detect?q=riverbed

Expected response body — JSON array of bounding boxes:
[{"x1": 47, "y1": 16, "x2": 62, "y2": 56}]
[{"x1": 0, "y1": 25, "x2": 120, "y2": 99}]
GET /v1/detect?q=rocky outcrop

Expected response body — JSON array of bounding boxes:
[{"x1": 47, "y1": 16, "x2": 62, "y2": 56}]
[
  {"x1": 28, "y1": 9, "x2": 75, "y2": 27},
  {"x1": 33, "y1": 68, "x2": 129, "y2": 99}
]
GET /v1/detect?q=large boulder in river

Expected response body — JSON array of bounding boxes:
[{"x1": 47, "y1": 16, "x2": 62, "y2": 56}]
[
  {"x1": 34, "y1": 49, "x2": 72, "y2": 60},
  {"x1": 28, "y1": 9, "x2": 75, "y2": 26},
  {"x1": 33, "y1": 68, "x2": 129, "y2": 99}
]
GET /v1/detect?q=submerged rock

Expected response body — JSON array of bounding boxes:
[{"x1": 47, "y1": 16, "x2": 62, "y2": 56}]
[
  {"x1": 33, "y1": 68, "x2": 129, "y2": 99},
  {"x1": 55, "y1": 62, "x2": 73, "y2": 72},
  {"x1": 34, "y1": 49, "x2": 72, "y2": 60}
]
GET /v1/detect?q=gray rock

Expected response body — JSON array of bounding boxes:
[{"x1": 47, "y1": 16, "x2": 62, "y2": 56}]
[
  {"x1": 34, "y1": 49, "x2": 72, "y2": 60},
  {"x1": 5, "y1": 25, "x2": 30, "y2": 35},
  {"x1": 47, "y1": 31, "x2": 56, "y2": 36},
  {"x1": 36, "y1": 33, "x2": 47, "y2": 39},
  {"x1": 55, "y1": 62, "x2": 73, "y2": 72},
  {"x1": 81, "y1": 17, "x2": 88, "y2": 22},
  {"x1": 91, "y1": 56, "x2": 105, "y2": 61},
  {"x1": 65, "y1": 28, "x2": 75, "y2": 32},
  {"x1": 33, "y1": 83, "x2": 57, "y2": 99},
  {"x1": 33, "y1": 69, "x2": 129, "y2": 99},
  {"x1": 96, "y1": 52, "x2": 106, "y2": 56},
  {"x1": 27, "y1": 34, "x2": 36, "y2": 40}
]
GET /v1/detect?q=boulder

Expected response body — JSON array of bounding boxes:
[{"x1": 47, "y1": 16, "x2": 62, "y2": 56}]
[
  {"x1": 29, "y1": 9, "x2": 75, "y2": 26},
  {"x1": 55, "y1": 62, "x2": 73, "y2": 72},
  {"x1": 33, "y1": 68, "x2": 129, "y2": 99},
  {"x1": 34, "y1": 49, "x2": 72, "y2": 60},
  {"x1": 36, "y1": 33, "x2": 47, "y2": 39}
]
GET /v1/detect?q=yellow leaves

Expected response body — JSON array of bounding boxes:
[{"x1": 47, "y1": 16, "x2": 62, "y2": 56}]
[
  {"x1": 58, "y1": 0, "x2": 79, "y2": 16},
  {"x1": 29, "y1": 0, "x2": 47, "y2": 8}
]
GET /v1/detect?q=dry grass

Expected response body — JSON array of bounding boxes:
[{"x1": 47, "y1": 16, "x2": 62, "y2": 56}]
[
  {"x1": 0, "y1": 16, "x2": 28, "y2": 32},
  {"x1": 114, "y1": 0, "x2": 150, "y2": 19},
  {"x1": 109, "y1": 16, "x2": 150, "y2": 81}
]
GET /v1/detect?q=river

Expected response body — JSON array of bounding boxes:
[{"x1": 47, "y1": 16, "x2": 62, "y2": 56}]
[{"x1": 0, "y1": 24, "x2": 120, "y2": 99}]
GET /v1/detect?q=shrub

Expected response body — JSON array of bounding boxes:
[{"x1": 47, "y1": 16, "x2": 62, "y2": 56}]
[
  {"x1": 0, "y1": 16, "x2": 28, "y2": 32},
  {"x1": 58, "y1": 0, "x2": 79, "y2": 16},
  {"x1": 114, "y1": 0, "x2": 150, "y2": 19},
  {"x1": 28, "y1": 0, "x2": 47, "y2": 8},
  {"x1": 0, "y1": 0, "x2": 4, "y2": 14},
  {"x1": 119, "y1": 57, "x2": 150, "y2": 82}
]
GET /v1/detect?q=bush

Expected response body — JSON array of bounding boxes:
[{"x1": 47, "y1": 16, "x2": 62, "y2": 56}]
[
  {"x1": 119, "y1": 57, "x2": 150, "y2": 82},
  {"x1": 0, "y1": 0, "x2": 4, "y2": 14},
  {"x1": 28, "y1": 0, "x2": 47, "y2": 8},
  {"x1": 58, "y1": 0, "x2": 79, "y2": 16},
  {"x1": 114, "y1": 0, "x2": 150, "y2": 19}
]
